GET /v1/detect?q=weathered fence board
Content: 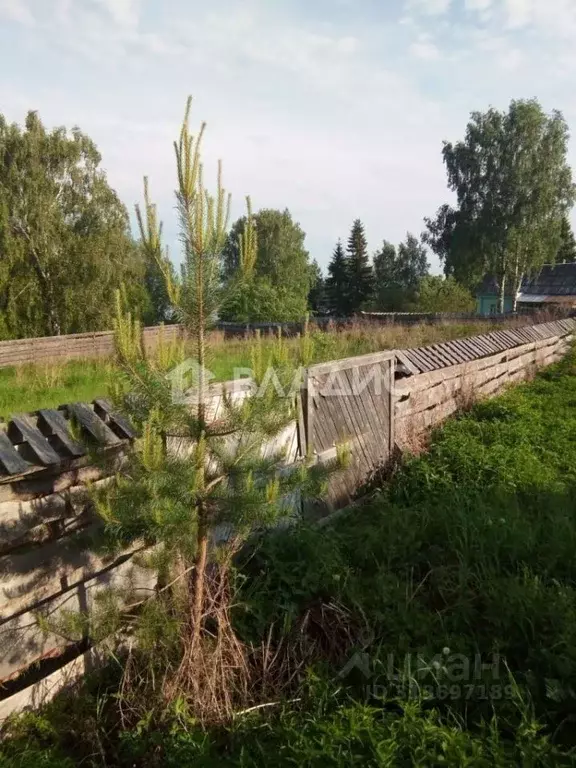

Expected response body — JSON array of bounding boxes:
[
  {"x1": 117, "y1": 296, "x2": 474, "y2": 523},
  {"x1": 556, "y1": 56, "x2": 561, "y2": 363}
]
[{"x1": 305, "y1": 351, "x2": 394, "y2": 508}]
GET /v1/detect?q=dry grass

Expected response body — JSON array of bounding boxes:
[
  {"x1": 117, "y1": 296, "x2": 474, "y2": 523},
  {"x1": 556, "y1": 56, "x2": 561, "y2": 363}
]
[{"x1": 0, "y1": 312, "x2": 562, "y2": 417}]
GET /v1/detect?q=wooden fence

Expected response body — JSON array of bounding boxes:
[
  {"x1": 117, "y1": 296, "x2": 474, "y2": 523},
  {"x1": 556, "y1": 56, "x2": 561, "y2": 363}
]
[
  {"x1": 0, "y1": 311, "x2": 550, "y2": 367},
  {"x1": 0, "y1": 318, "x2": 573, "y2": 719}
]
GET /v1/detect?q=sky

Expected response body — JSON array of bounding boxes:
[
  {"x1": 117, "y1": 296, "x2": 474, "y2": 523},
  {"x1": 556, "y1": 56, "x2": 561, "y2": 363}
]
[{"x1": 1, "y1": 0, "x2": 576, "y2": 274}]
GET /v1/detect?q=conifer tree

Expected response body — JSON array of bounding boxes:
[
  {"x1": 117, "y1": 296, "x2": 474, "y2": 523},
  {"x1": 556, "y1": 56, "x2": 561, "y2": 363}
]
[
  {"x1": 92, "y1": 98, "x2": 340, "y2": 721},
  {"x1": 346, "y1": 219, "x2": 373, "y2": 313},
  {"x1": 325, "y1": 240, "x2": 349, "y2": 315}
]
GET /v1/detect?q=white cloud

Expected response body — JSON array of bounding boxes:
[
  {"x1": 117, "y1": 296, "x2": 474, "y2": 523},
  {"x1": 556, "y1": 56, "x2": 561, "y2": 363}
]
[
  {"x1": 0, "y1": 0, "x2": 35, "y2": 24},
  {"x1": 498, "y1": 47, "x2": 523, "y2": 70},
  {"x1": 465, "y1": 0, "x2": 493, "y2": 10},
  {"x1": 410, "y1": 38, "x2": 441, "y2": 59},
  {"x1": 93, "y1": 0, "x2": 141, "y2": 28},
  {"x1": 3, "y1": 0, "x2": 576, "y2": 272},
  {"x1": 504, "y1": 0, "x2": 532, "y2": 28},
  {"x1": 406, "y1": 0, "x2": 452, "y2": 15}
]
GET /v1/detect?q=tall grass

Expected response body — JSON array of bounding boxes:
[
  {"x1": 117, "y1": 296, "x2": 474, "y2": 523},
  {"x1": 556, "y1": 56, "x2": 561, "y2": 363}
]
[{"x1": 0, "y1": 317, "x2": 535, "y2": 417}]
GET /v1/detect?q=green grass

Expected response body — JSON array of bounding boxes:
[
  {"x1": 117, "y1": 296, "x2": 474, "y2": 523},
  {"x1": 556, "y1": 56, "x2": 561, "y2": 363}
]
[
  {"x1": 3, "y1": 347, "x2": 576, "y2": 765},
  {"x1": 0, "y1": 360, "x2": 115, "y2": 418},
  {"x1": 0, "y1": 318, "x2": 531, "y2": 418}
]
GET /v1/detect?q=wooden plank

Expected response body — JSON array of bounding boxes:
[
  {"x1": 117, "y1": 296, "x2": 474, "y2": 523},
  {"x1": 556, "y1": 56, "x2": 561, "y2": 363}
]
[
  {"x1": 360, "y1": 365, "x2": 392, "y2": 457},
  {"x1": 456, "y1": 337, "x2": 483, "y2": 357},
  {"x1": 8, "y1": 414, "x2": 63, "y2": 467},
  {"x1": 65, "y1": 403, "x2": 122, "y2": 446},
  {"x1": 37, "y1": 410, "x2": 86, "y2": 458},
  {"x1": 403, "y1": 347, "x2": 434, "y2": 372},
  {"x1": 416, "y1": 346, "x2": 448, "y2": 369},
  {"x1": 394, "y1": 350, "x2": 420, "y2": 376},
  {"x1": 0, "y1": 643, "x2": 113, "y2": 722},
  {"x1": 431, "y1": 343, "x2": 461, "y2": 366},
  {"x1": 337, "y1": 370, "x2": 375, "y2": 475},
  {"x1": 308, "y1": 350, "x2": 394, "y2": 377},
  {"x1": 0, "y1": 535, "x2": 146, "y2": 621},
  {"x1": 92, "y1": 399, "x2": 138, "y2": 440},
  {"x1": 296, "y1": 388, "x2": 307, "y2": 458},
  {"x1": 442, "y1": 340, "x2": 469, "y2": 364},
  {"x1": 0, "y1": 555, "x2": 155, "y2": 685},
  {"x1": 0, "y1": 432, "x2": 33, "y2": 476},
  {"x1": 0, "y1": 478, "x2": 112, "y2": 547}
]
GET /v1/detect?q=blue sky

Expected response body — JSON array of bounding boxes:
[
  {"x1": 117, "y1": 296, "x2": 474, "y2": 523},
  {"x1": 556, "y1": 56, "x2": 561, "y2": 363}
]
[{"x1": 1, "y1": 0, "x2": 576, "y2": 273}]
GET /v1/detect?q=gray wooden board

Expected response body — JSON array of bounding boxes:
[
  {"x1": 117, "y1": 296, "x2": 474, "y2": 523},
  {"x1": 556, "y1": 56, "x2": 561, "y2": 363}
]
[
  {"x1": 402, "y1": 348, "x2": 431, "y2": 372},
  {"x1": 469, "y1": 336, "x2": 494, "y2": 356},
  {"x1": 337, "y1": 371, "x2": 374, "y2": 476},
  {"x1": 432, "y1": 343, "x2": 461, "y2": 366},
  {"x1": 458, "y1": 338, "x2": 483, "y2": 360},
  {"x1": 344, "y1": 367, "x2": 382, "y2": 456},
  {"x1": 8, "y1": 415, "x2": 62, "y2": 466},
  {"x1": 437, "y1": 343, "x2": 463, "y2": 365},
  {"x1": 394, "y1": 350, "x2": 420, "y2": 376},
  {"x1": 360, "y1": 366, "x2": 391, "y2": 457},
  {"x1": 0, "y1": 433, "x2": 32, "y2": 476},
  {"x1": 37, "y1": 410, "x2": 85, "y2": 458},
  {"x1": 443, "y1": 341, "x2": 468, "y2": 363},
  {"x1": 454, "y1": 338, "x2": 478, "y2": 360},
  {"x1": 413, "y1": 347, "x2": 443, "y2": 370},
  {"x1": 66, "y1": 403, "x2": 121, "y2": 446},
  {"x1": 92, "y1": 399, "x2": 138, "y2": 440}
]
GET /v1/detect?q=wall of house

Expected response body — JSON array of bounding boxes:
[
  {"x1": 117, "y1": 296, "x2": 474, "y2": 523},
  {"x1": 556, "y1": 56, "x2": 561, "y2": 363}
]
[{"x1": 476, "y1": 294, "x2": 515, "y2": 316}]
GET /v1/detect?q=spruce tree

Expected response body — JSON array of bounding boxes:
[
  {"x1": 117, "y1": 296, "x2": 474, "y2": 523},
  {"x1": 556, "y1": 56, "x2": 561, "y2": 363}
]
[
  {"x1": 91, "y1": 98, "x2": 340, "y2": 722},
  {"x1": 346, "y1": 219, "x2": 373, "y2": 313},
  {"x1": 325, "y1": 240, "x2": 349, "y2": 315}
]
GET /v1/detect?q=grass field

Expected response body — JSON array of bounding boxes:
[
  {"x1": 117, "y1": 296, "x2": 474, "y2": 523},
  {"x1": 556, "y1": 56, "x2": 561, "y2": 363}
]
[
  {"x1": 0, "y1": 318, "x2": 533, "y2": 417},
  {"x1": 2, "y1": 346, "x2": 576, "y2": 766}
]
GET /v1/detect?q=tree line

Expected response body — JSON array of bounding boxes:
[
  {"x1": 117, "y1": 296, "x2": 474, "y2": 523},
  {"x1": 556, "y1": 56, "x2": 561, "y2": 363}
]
[
  {"x1": 310, "y1": 222, "x2": 475, "y2": 315},
  {"x1": 424, "y1": 99, "x2": 576, "y2": 312},
  {"x1": 1, "y1": 97, "x2": 575, "y2": 340}
]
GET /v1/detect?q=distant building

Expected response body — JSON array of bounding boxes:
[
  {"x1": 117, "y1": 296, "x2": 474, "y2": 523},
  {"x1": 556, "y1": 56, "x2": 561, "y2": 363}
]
[
  {"x1": 476, "y1": 262, "x2": 576, "y2": 315},
  {"x1": 476, "y1": 275, "x2": 514, "y2": 316}
]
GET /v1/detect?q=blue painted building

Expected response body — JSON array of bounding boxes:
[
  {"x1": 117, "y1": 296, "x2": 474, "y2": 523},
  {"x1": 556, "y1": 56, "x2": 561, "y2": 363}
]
[
  {"x1": 475, "y1": 275, "x2": 514, "y2": 316},
  {"x1": 476, "y1": 263, "x2": 576, "y2": 315}
]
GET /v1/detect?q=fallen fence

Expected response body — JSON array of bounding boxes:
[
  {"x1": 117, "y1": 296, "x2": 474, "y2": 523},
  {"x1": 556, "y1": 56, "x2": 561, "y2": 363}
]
[{"x1": 0, "y1": 317, "x2": 573, "y2": 719}]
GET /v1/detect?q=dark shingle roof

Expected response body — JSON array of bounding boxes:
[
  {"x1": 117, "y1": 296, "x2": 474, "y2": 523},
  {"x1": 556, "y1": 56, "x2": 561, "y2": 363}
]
[
  {"x1": 521, "y1": 263, "x2": 576, "y2": 296},
  {"x1": 478, "y1": 263, "x2": 576, "y2": 297}
]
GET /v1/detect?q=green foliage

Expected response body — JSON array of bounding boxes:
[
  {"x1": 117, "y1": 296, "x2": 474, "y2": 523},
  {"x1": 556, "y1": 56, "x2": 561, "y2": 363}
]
[
  {"x1": 221, "y1": 208, "x2": 313, "y2": 322},
  {"x1": 557, "y1": 215, "x2": 576, "y2": 264},
  {"x1": 0, "y1": 110, "x2": 151, "y2": 339},
  {"x1": 325, "y1": 239, "x2": 350, "y2": 315},
  {"x1": 412, "y1": 275, "x2": 475, "y2": 313},
  {"x1": 135, "y1": 177, "x2": 178, "y2": 325},
  {"x1": 346, "y1": 219, "x2": 373, "y2": 312},
  {"x1": 307, "y1": 259, "x2": 326, "y2": 314},
  {"x1": 91, "y1": 99, "x2": 340, "y2": 724},
  {"x1": 425, "y1": 99, "x2": 575, "y2": 309},
  {"x1": 372, "y1": 234, "x2": 430, "y2": 310},
  {"x1": 239, "y1": 348, "x2": 576, "y2": 749}
]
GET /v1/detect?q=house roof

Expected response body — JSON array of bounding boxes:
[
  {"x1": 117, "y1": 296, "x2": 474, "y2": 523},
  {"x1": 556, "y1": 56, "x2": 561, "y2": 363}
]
[
  {"x1": 476, "y1": 274, "x2": 504, "y2": 296},
  {"x1": 520, "y1": 262, "x2": 576, "y2": 296},
  {"x1": 477, "y1": 263, "x2": 576, "y2": 299}
]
